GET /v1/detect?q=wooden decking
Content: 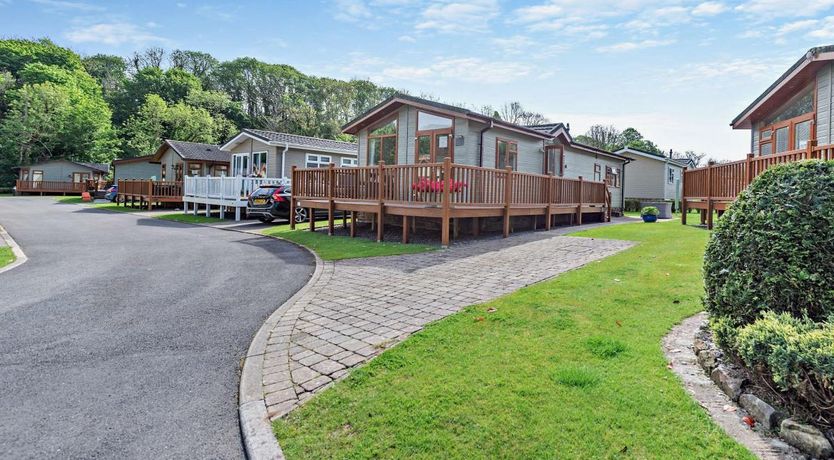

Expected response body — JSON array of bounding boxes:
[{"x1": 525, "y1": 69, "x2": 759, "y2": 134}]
[
  {"x1": 291, "y1": 159, "x2": 611, "y2": 247},
  {"x1": 682, "y1": 142, "x2": 834, "y2": 228},
  {"x1": 16, "y1": 180, "x2": 90, "y2": 195},
  {"x1": 116, "y1": 179, "x2": 182, "y2": 210}
]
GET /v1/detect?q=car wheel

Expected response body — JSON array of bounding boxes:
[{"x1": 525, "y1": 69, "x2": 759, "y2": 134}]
[
  {"x1": 258, "y1": 216, "x2": 275, "y2": 223},
  {"x1": 294, "y1": 207, "x2": 308, "y2": 223}
]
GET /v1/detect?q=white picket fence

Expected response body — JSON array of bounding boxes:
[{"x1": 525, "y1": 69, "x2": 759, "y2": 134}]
[{"x1": 182, "y1": 176, "x2": 290, "y2": 221}]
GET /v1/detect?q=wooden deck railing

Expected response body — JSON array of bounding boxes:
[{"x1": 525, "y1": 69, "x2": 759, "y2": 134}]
[
  {"x1": 682, "y1": 141, "x2": 834, "y2": 228},
  {"x1": 116, "y1": 179, "x2": 182, "y2": 210},
  {"x1": 292, "y1": 158, "x2": 611, "y2": 246},
  {"x1": 16, "y1": 180, "x2": 88, "y2": 194}
]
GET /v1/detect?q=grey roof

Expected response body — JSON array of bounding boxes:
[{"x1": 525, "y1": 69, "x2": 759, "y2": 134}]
[
  {"x1": 669, "y1": 157, "x2": 694, "y2": 168},
  {"x1": 166, "y1": 140, "x2": 230, "y2": 162},
  {"x1": 75, "y1": 162, "x2": 110, "y2": 173},
  {"x1": 526, "y1": 123, "x2": 567, "y2": 135},
  {"x1": 242, "y1": 129, "x2": 358, "y2": 154}
]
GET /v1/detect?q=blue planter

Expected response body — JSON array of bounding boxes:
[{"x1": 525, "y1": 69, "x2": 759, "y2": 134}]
[{"x1": 642, "y1": 215, "x2": 658, "y2": 223}]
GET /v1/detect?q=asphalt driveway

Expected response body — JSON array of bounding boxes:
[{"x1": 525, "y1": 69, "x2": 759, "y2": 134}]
[{"x1": 0, "y1": 198, "x2": 314, "y2": 459}]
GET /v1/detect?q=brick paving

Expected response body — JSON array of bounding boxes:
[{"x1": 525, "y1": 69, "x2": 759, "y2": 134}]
[{"x1": 259, "y1": 225, "x2": 634, "y2": 420}]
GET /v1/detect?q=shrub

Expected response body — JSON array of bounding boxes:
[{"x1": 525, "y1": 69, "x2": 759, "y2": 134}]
[
  {"x1": 735, "y1": 313, "x2": 834, "y2": 421},
  {"x1": 624, "y1": 199, "x2": 641, "y2": 212},
  {"x1": 640, "y1": 206, "x2": 659, "y2": 217},
  {"x1": 704, "y1": 161, "x2": 834, "y2": 334}
]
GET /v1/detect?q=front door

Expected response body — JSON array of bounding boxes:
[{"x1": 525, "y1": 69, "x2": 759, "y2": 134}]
[{"x1": 416, "y1": 130, "x2": 453, "y2": 163}]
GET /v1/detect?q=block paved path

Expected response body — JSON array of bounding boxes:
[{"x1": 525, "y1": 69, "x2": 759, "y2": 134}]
[{"x1": 260, "y1": 222, "x2": 634, "y2": 419}]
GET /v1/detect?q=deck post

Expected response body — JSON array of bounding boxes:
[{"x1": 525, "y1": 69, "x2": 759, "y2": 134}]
[
  {"x1": 681, "y1": 167, "x2": 688, "y2": 225},
  {"x1": 577, "y1": 176, "x2": 584, "y2": 226},
  {"x1": 545, "y1": 174, "x2": 553, "y2": 230},
  {"x1": 502, "y1": 166, "x2": 513, "y2": 238},
  {"x1": 147, "y1": 180, "x2": 153, "y2": 211},
  {"x1": 290, "y1": 166, "x2": 297, "y2": 230},
  {"x1": 327, "y1": 163, "x2": 335, "y2": 236},
  {"x1": 402, "y1": 215, "x2": 409, "y2": 244},
  {"x1": 441, "y1": 158, "x2": 452, "y2": 247},
  {"x1": 350, "y1": 211, "x2": 357, "y2": 238},
  {"x1": 806, "y1": 139, "x2": 817, "y2": 160},
  {"x1": 376, "y1": 161, "x2": 385, "y2": 242},
  {"x1": 309, "y1": 208, "x2": 316, "y2": 232},
  {"x1": 472, "y1": 217, "x2": 480, "y2": 236},
  {"x1": 706, "y1": 160, "x2": 715, "y2": 230},
  {"x1": 745, "y1": 153, "x2": 754, "y2": 186}
]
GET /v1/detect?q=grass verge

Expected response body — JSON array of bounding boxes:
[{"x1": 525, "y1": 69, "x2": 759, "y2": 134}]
[
  {"x1": 154, "y1": 213, "x2": 223, "y2": 224},
  {"x1": 0, "y1": 247, "x2": 14, "y2": 268},
  {"x1": 262, "y1": 222, "x2": 437, "y2": 261},
  {"x1": 272, "y1": 220, "x2": 753, "y2": 459},
  {"x1": 55, "y1": 196, "x2": 138, "y2": 213}
]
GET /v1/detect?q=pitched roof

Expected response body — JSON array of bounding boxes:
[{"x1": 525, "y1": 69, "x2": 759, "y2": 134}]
[
  {"x1": 732, "y1": 45, "x2": 834, "y2": 129},
  {"x1": 158, "y1": 140, "x2": 230, "y2": 162},
  {"x1": 74, "y1": 162, "x2": 110, "y2": 173},
  {"x1": 616, "y1": 147, "x2": 689, "y2": 167},
  {"x1": 526, "y1": 123, "x2": 567, "y2": 135},
  {"x1": 342, "y1": 93, "x2": 552, "y2": 140},
  {"x1": 240, "y1": 129, "x2": 358, "y2": 154}
]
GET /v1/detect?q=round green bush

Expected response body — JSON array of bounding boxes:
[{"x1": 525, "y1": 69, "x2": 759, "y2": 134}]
[
  {"x1": 704, "y1": 161, "x2": 834, "y2": 331},
  {"x1": 640, "y1": 206, "x2": 659, "y2": 217}
]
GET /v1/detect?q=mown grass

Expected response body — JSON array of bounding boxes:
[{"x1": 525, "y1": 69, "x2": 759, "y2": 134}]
[
  {"x1": 154, "y1": 213, "x2": 223, "y2": 224},
  {"x1": 0, "y1": 247, "x2": 14, "y2": 268},
  {"x1": 262, "y1": 222, "x2": 437, "y2": 261},
  {"x1": 55, "y1": 196, "x2": 138, "y2": 213},
  {"x1": 272, "y1": 220, "x2": 753, "y2": 459}
]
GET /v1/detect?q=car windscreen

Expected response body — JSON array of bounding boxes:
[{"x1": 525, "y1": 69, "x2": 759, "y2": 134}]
[{"x1": 251, "y1": 187, "x2": 277, "y2": 197}]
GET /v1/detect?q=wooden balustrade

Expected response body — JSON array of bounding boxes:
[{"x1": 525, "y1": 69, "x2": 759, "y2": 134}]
[
  {"x1": 116, "y1": 179, "x2": 183, "y2": 210},
  {"x1": 291, "y1": 159, "x2": 611, "y2": 246},
  {"x1": 15, "y1": 180, "x2": 88, "y2": 194},
  {"x1": 682, "y1": 141, "x2": 834, "y2": 228}
]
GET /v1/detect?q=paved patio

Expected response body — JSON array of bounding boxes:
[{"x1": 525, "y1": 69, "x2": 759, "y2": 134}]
[{"x1": 257, "y1": 223, "x2": 635, "y2": 419}]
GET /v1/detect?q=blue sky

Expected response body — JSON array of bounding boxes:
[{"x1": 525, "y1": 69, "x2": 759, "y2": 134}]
[{"x1": 1, "y1": 0, "x2": 833, "y2": 160}]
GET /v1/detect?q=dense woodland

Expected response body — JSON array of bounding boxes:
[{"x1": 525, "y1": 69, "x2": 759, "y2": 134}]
[{"x1": 0, "y1": 38, "x2": 701, "y2": 188}]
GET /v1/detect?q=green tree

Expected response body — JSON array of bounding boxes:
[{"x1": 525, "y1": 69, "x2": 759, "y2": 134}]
[
  {"x1": 0, "y1": 38, "x2": 83, "y2": 75},
  {"x1": 82, "y1": 54, "x2": 126, "y2": 97}
]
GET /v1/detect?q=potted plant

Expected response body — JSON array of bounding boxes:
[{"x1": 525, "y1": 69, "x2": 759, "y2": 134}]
[{"x1": 640, "y1": 206, "x2": 660, "y2": 223}]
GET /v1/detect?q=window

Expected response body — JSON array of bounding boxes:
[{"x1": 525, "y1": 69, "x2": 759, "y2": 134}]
[
  {"x1": 20, "y1": 169, "x2": 29, "y2": 181},
  {"x1": 31, "y1": 170, "x2": 43, "y2": 182},
  {"x1": 252, "y1": 151, "x2": 267, "y2": 175},
  {"x1": 72, "y1": 172, "x2": 90, "y2": 183},
  {"x1": 668, "y1": 167, "x2": 676, "y2": 183},
  {"x1": 605, "y1": 166, "x2": 620, "y2": 187},
  {"x1": 306, "y1": 154, "x2": 332, "y2": 168},
  {"x1": 232, "y1": 154, "x2": 249, "y2": 176},
  {"x1": 213, "y1": 165, "x2": 228, "y2": 177},
  {"x1": 496, "y1": 139, "x2": 518, "y2": 170},
  {"x1": 341, "y1": 157, "x2": 358, "y2": 167},
  {"x1": 757, "y1": 84, "x2": 815, "y2": 156},
  {"x1": 417, "y1": 111, "x2": 452, "y2": 131},
  {"x1": 544, "y1": 146, "x2": 561, "y2": 175},
  {"x1": 188, "y1": 163, "x2": 203, "y2": 176},
  {"x1": 368, "y1": 118, "x2": 397, "y2": 165},
  {"x1": 232, "y1": 152, "x2": 267, "y2": 176},
  {"x1": 415, "y1": 112, "x2": 454, "y2": 163},
  {"x1": 593, "y1": 163, "x2": 602, "y2": 181}
]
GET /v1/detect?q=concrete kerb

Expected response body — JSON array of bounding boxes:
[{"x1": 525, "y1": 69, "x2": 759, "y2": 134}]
[{"x1": 0, "y1": 224, "x2": 28, "y2": 274}]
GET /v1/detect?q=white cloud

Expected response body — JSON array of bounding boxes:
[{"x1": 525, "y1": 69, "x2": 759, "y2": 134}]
[
  {"x1": 416, "y1": 0, "x2": 499, "y2": 33},
  {"x1": 65, "y1": 22, "x2": 169, "y2": 46},
  {"x1": 30, "y1": 0, "x2": 104, "y2": 11},
  {"x1": 383, "y1": 57, "x2": 530, "y2": 84},
  {"x1": 691, "y1": 1, "x2": 727, "y2": 16},
  {"x1": 735, "y1": 0, "x2": 834, "y2": 17},
  {"x1": 665, "y1": 58, "x2": 790, "y2": 84},
  {"x1": 596, "y1": 39, "x2": 675, "y2": 52},
  {"x1": 333, "y1": 0, "x2": 373, "y2": 22},
  {"x1": 398, "y1": 35, "x2": 416, "y2": 43},
  {"x1": 808, "y1": 16, "x2": 834, "y2": 38}
]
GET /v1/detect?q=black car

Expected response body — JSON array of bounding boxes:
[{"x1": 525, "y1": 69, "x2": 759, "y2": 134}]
[{"x1": 247, "y1": 185, "x2": 301, "y2": 223}]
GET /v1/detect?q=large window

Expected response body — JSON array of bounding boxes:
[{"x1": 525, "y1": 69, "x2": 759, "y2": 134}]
[
  {"x1": 368, "y1": 118, "x2": 397, "y2": 165},
  {"x1": 31, "y1": 170, "x2": 43, "y2": 182},
  {"x1": 306, "y1": 153, "x2": 332, "y2": 168},
  {"x1": 496, "y1": 139, "x2": 518, "y2": 170},
  {"x1": 341, "y1": 157, "x2": 358, "y2": 167},
  {"x1": 758, "y1": 85, "x2": 814, "y2": 155},
  {"x1": 232, "y1": 154, "x2": 249, "y2": 176},
  {"x1": 188, "y1": 163, "x2": 203, "y2": 176},
  {"x1": 232, "y1": 152, "x2": 266, "y2": 176},
  {"x1": 72, "y1": 172, "x2": 90, "y2": 183},
  {"x1": 416, "y1": 111, "x2": 453, "y2": 163}
]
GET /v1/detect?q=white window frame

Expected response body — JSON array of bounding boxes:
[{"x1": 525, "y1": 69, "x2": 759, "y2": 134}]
[
  {"x1": 340, "y1": 157, "x2": 358, "y2": 167},
  {"x1": 305, "y1": 153, "x2": 332, "y2": 168},
  {"x1": 668, "y1": 166, "x2": 675, "y2": 184},
  {"x1": 232, "y1": 151, "x2": 267, "y2": 176}
]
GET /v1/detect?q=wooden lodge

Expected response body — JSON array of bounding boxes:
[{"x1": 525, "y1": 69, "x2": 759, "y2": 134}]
[
  {"x1": 683, "y1": 46, "x2": 834, "y2": 228},
  {"x1": 15, "y1": 159, "x2": 109, "y2": 195},
  {"x1": 291, "y1": 158, "x2": 611, "y2": 247}
]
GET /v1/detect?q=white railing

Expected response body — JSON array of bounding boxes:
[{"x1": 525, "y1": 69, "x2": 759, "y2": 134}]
[{"x1": 183, "y1": 176, "x2": 290, "y2": 200}]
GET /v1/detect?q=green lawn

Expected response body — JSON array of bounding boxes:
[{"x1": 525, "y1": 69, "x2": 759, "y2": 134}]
[
  {"x1": 273, "y1": 220, "x2": 752, "y2": 459},
  {"x1": 0, "y1": 247, "x2": 14, "y2": 268},
  {"x1": 55, "y1": 196, "x2": 139, "y2": 213},
  {"x1": 262, "y1": 222, "x2": 438, "y2": 261},
  {"x1": 155, "y1": 213, "x2": 224, "y2": 224}
]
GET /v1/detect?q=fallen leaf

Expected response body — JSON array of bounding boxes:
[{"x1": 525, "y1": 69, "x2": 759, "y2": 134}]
[
  {"x1": 743, "y1": 416, "x2": 755, "y2": 428},
  {"x1": 723, "y1": 405, "x2": 737, "y2": 412},
  {"x1": 616, "y1": 320, "x2": 623, "y2": 327},
  {"x1": 474, "y1": 316, "x2": 485, "y2": 322},
  {"x1": 487, "y1": 307, "x2": 497, "y2": 313}
]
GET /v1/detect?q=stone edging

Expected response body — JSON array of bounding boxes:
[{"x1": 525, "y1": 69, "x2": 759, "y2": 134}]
[
  {"x1": 0, "y1": 224, "x2": 28, "y2": 274},
  {"x1": 238, "y1": 238, "x2": 324, "y2": 460}
]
